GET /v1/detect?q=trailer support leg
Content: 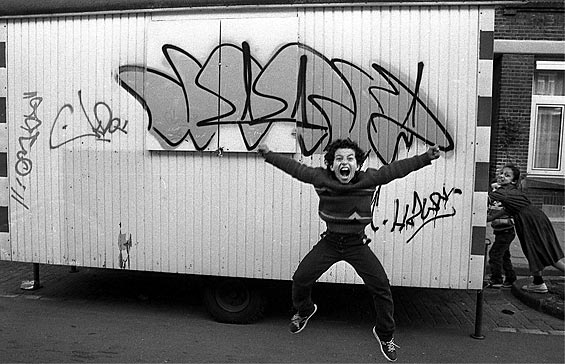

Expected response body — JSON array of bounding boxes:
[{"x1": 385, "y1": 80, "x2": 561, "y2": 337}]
[
  {"x1": 20, "y1": 263, "x2": 43, "y2": 290},
  {"x1": 471, "y1": 238, "x2": 491, "y2": 340},
  {"x1": 471, "y1": 289, "x2": 485, "y2": 339}
]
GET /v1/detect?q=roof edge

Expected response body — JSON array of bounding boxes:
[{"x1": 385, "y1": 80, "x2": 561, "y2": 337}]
[{"x1": 0, "y1": 1, "x2": 528, "y2": 19}]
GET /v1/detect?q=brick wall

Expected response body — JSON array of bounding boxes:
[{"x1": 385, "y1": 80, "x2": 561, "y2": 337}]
[
  {"x1": 492, "y1": 2, "x2": 565, "y2": 207},
  {"x1": 495, "y1": 6, "x2": 565, "y2": 41},
  {"x1": 490, "y1": 54, "x2": 534, "y2": 178}
]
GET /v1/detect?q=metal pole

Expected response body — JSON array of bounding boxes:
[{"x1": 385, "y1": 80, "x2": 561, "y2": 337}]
[
  {"x1": 20, "y1": 263, "x2": 43, "y2": 290},
  {"x1": 471, "y1": 289, "x2": 485, "y2": 339},
  {"x1": 32, "y1": 263, "x2": 42, "y2": 290},
  {"x1": 471, "y1": 238, "x2": 491, "y2": 340}
]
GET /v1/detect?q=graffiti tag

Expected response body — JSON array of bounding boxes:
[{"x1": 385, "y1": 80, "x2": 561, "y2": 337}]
[
  {"x1": 12, "y1": 92, "x2": 44, "y2": 210},
  {"x1": 371, "y1": 186, "x2": 462, "y2": 243},
  {"x1": 50, "y1": 90, "x2": 128, "y2": 149}
]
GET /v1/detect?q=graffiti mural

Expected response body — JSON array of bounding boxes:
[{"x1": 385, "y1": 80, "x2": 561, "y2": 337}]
[{"x1": 117, "y1": 42, "x2": 454, "y2": 163}]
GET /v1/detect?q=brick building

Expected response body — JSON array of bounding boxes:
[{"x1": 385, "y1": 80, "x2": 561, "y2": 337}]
[{"x1": 492, "y1": 0, "x2": 565, "y2": 216}]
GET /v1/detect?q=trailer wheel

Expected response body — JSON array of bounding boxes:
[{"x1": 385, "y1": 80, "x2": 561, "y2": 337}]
[{"x1": 203, "y1": 278, "x2": 265, "y2": 324}]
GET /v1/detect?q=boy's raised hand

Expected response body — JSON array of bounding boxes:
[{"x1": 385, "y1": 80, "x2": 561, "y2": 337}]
[
  {"x1": 426, "y1": 145, "x2": 441, "y2": 160},
  {"x1": 257, "y1": 143, "x2": 270, "y2": 158}
]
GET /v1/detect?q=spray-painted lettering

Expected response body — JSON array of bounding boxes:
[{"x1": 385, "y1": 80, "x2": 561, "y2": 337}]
[
  {"x1": 117, "y1": 42, "x2": 454, "y2": 163},
  {"x1": 49, "y1": 90, "x2": 128, "y2": 149},
  {"x1": 371, "y1": 186, "x2": 462, "y2": 243},
  {"x1": 12, "y1": 92, "x2": 44, "y2": 210}
]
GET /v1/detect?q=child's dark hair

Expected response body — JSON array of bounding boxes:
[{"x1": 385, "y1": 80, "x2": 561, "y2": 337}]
[
  {"x1": 324, "y1": 139, "x2": 366, "y2": 168},
  {"x1": 502, "y1": 163, "x2": 521, "y2": 183}
]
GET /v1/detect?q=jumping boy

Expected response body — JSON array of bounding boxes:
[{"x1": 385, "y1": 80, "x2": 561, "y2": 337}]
[{"x1": 257, "y1": 139, "x2": 440, "y2": 362}]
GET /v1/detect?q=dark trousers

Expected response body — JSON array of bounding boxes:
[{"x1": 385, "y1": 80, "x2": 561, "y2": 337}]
[
  {"x1": 488, "y1": 228, "x2": 516, "y2": 282},
  {"x1": 292, "y1": 233, "x2": 395, "y2": 341}
]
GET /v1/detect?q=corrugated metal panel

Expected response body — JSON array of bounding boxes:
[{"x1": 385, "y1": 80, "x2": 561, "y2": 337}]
[
  {"x1": 298, "y1": 6, "x2": 481, "y2": 288},
  {"x1": 6, "y1": 14, "x2": 150, "y2": 268},
  {"x1": 4, "y1": 6, "x2": 491, "y2": 289}
]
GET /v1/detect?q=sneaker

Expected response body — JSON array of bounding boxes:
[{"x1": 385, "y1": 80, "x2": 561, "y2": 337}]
[
  {"x1": 485, "y1": 278, "x2": 503, "y2": 289},
  {"x1": 289, "y1": 304, "x2": 317, "y2": 334},
  {"x1": 521, "y1": 282, "x2": 548, "y2": 293},
  {"x1": 502, "y1": 279, "x2": 516, "y2": 288},
  {"x1": 373, "y1": 327, "x2": 399, "y2": 362}
]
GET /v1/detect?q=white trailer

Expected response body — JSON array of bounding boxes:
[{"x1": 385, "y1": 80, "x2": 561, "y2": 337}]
[{"x1": 0, "y1": 1, "x2": 494, "y2": 325}]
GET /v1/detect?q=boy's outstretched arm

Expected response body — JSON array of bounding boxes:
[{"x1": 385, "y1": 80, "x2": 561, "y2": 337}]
[
  {"x1": 256, "y1": 143, "x2": 319, "y2": 184},
  {"x1": 365, "y1": 144, "x2": 441, "y2": 186}
]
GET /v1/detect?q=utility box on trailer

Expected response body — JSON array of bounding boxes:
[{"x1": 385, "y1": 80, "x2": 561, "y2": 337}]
[{"x1": 0, "y1": 1, "x2": 493, "y2": 322}]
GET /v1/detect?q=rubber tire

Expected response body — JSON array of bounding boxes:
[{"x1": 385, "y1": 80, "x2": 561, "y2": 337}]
[{"x1": 203, "y1": 278, "x2": 265, "y2": 324}]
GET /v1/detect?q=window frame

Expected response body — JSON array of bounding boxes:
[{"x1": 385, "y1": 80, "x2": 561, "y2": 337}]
[{"x1": 528, "y1": 61, "x2": 565, "y2": 178}]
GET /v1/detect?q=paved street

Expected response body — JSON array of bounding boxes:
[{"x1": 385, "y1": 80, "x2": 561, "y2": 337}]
[{"x1": 1, "y1": 260, "x2": 563, "y2": 363}]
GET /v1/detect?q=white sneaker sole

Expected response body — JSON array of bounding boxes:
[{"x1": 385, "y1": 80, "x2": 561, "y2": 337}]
[
  {"x1": 290, "y1": 303, "x2": 317, "y2": 334},
  {"x1": 521, "y1": 285, "x2": 548, "y2": 293}
]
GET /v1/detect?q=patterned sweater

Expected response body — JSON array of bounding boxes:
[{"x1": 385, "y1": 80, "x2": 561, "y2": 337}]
[{"x1": 264, "y1": 152, "x2": 432, "y2": 234}]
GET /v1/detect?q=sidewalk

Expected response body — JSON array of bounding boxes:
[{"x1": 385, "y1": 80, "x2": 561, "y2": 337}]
[{"x1": 485, "y1": 220, "x2": 565, "y2": 320}]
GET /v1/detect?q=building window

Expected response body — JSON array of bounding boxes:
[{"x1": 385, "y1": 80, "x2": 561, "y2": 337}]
[{"x1": 528, "y1": 61, "x2": 565, "y2": 177}]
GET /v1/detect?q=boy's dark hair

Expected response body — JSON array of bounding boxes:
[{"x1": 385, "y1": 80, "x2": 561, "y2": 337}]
[
  {"x1": 324, "y1": 139, "x2": 366, "y2": 168},
  {"x1": 502, "y1": 163, "x2": 521, "y2": 183}
]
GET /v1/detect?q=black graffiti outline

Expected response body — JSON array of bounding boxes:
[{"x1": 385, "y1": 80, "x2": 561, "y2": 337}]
[
  {"x1": 367, "y1": 62, "x2": 454, "y2": 163},
  {"x1": 49, "y1": 90, "x2": 129, "y2": 149}
]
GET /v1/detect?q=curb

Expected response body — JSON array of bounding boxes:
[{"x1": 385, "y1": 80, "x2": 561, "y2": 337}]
[
  {"x1": 486, "y1": 264, "x2": 563, "y2": 278},
  {"x1": 511, "y1": 278, "x2": 564, "y2": 320}
]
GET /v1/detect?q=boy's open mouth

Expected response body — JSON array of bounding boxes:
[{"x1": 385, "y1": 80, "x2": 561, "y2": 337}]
[{"x1": 339, "y1": 166, "x2": 351, "y2": 178}]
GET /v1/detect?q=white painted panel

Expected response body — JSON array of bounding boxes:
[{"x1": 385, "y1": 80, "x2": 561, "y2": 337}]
[
  {"x1": 478, "y1": 60, "x2": 493, "y2": 97},
  {"x1": 0, "y1": 69, "x2": 6, "y2": 97},
  {"x1": 0, "y1": 21, "x2": 6, "y2": 40},
  {"x1": 468, "y1": 255, "x2": 485, "y2": 289},
  {"x1": 3, "y1": 6, "x2": 492, "y2": 290},
  {"x1": 475, "y1": 126, "x2": 490, "y2": 163},
  {"x1": 0, "y1": 233, "x2": 9, "y2": 259},
  {"x1": 479, "y1": 8, "x2": 495, "y2": 31},
  {"x1": 0, "y1": 178, "x2": 8, "y2": 206},
  {"x1": 0, "y1": 124, "x2": 7, "y2": 152},
  {"x1": 473, "y1": 192, "x2": 489, "y2": 227}
]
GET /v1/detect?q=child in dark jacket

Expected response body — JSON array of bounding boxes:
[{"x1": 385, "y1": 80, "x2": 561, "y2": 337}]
[
  {"x1": 489, "y1": 164, "x2": 565, "y2": 293},
  {"x1": 486, "y1": 180, "x2": 517, "y2": 288},
  {"x1": 258, "y1": 139, "x2": 440, "y2": 362}
]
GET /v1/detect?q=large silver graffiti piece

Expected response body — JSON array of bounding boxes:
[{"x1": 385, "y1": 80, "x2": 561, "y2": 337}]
[{"x1": 117, "y1": 42, "x2": 454, "y2": 164}]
